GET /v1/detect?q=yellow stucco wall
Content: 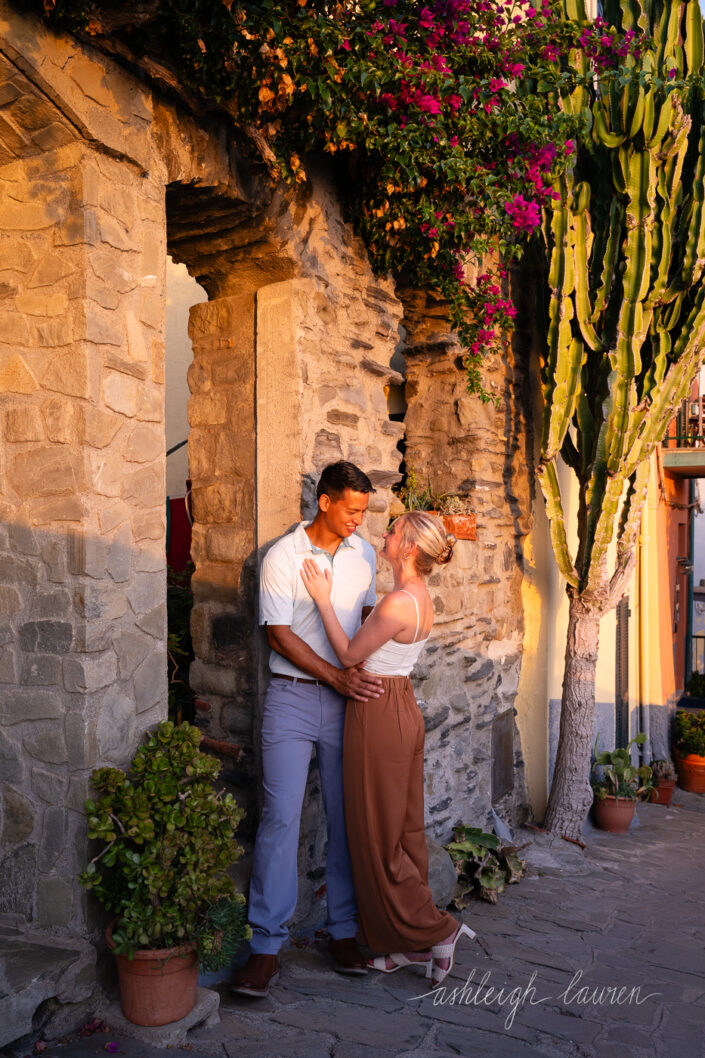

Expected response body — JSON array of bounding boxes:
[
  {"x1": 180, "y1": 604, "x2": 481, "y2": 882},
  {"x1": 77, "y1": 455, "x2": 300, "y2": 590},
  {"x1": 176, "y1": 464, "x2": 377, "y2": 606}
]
[{"x1": 517, "y1": 451, "x2": 681, "y2": 819}]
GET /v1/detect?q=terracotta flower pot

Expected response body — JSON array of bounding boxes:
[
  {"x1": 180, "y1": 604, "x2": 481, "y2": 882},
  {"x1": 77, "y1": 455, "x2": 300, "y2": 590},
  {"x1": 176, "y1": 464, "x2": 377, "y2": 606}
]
[
  {"x1": 106, "y1": 923, "x2": 198, "y2": 1027},
  {"x1": 674, "y1": 750, "x2": 705, "y2": 794},
  {"x1": 592, "y1": 795, "x2": 636, "y2": 833},
  {"x1": 442, "y1": 513, "x2": 477, "y2": 540},
  {"x1": 650, "y1": 779, "x2": 676, "y2": 806}
]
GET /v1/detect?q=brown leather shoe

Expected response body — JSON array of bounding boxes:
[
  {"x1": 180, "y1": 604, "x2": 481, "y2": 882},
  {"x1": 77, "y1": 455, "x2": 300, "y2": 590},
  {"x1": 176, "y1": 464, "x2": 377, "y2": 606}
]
[
  {"x1": 330, "y1": 936, "x2": 367, "y2": 975},
  {"x1": 231, "y1": 953, "x2": 280, "y2": 997}
]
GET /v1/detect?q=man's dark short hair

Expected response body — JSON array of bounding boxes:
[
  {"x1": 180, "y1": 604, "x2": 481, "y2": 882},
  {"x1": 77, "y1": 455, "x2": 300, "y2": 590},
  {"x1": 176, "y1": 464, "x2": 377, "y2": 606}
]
[{"x1": 316, "y1": 461, "x2": 375, "y2": 501}]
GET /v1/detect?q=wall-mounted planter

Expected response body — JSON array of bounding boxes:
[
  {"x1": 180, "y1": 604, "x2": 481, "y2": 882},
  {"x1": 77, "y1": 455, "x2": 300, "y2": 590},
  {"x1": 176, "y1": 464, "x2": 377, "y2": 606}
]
[{"x1": 442, "y1": 513, "x2": 477, "y2": 540}]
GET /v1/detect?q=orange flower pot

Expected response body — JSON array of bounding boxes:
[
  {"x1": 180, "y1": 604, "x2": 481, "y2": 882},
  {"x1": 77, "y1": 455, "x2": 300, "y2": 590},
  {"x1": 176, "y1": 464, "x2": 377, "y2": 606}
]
[
  {"x1": 106, "y1": 923, "x2": 198, "y2": 1026},
  {"x1": 442, "y1": 514, "x2": 477, "y2": 540},
  {"x1": 674, "y1": 751, "x2": 705, "y2": 794}
]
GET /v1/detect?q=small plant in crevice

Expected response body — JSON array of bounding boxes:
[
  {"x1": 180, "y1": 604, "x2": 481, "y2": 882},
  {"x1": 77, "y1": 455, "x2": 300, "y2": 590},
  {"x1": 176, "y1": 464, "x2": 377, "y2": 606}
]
[
  {"x1": 444, "y1": 824, "x2": 526, "y2": 906},
  {"x1": 167, "y1": 562, "x2": 195, "y2": 725}
]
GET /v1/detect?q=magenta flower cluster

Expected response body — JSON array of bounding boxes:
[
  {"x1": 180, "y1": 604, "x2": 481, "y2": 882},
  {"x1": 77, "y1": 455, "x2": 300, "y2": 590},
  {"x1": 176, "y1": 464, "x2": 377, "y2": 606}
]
[{"x1": 578, "y1": 16, "x2": 644, "y2": 70}]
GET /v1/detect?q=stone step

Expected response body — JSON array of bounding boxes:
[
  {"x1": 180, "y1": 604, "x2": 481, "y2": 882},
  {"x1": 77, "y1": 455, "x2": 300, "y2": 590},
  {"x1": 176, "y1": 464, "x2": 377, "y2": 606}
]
[{"x1": 0, "y1": 915, "x2": 95, "y2": 1048}]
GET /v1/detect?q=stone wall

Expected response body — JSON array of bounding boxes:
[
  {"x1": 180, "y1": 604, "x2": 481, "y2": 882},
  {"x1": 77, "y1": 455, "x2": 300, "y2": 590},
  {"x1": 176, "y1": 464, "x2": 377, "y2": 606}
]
[
  {"x1": 0, "y1": 127, "x2": 168, "y2": 930},
  {"x1": 399, "y1": 285, "x2": 533, "y2": 837}
]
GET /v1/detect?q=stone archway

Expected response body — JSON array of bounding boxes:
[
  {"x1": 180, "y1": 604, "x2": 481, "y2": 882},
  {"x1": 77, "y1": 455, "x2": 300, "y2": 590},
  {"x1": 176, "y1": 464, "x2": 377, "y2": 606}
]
[{"x1": 163, "y1": 173, "x2": 406, "y2": 921}]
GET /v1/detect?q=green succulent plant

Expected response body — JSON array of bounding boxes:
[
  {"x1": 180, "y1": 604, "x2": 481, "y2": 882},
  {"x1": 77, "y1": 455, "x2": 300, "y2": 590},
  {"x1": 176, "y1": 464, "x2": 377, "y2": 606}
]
[
  {"x1": 591, "y1": 733, "x2": 654, "y2": 801},
  {"x1": 79, "y1": 721, "x2": 250, "y2": 968},
  {"x1": 444, "y1": 825, "x2": 526, "y2": 907}
]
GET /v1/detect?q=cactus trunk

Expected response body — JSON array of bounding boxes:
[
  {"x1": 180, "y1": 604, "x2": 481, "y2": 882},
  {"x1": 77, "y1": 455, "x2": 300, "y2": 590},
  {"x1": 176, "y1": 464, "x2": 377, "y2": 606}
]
[
  {"x1": 544, "y1": 594, "x2": 601, "y2": 836},
  {"x1": 538, "y1": 0, "x2": 705, "y2": 837}
]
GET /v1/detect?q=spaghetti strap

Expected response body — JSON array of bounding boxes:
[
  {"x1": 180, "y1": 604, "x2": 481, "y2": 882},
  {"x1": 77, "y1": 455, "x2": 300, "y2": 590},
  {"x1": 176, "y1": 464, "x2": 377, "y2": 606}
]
[{"x1": 398, "y1": 588, "x2": 421, "y2": 642}]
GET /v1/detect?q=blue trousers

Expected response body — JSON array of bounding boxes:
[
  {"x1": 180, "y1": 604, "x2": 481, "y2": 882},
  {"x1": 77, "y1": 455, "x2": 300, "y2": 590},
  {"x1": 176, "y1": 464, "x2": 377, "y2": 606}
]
[{"x1": 248, "y1": 677, "x2": 358, "y2": 954}]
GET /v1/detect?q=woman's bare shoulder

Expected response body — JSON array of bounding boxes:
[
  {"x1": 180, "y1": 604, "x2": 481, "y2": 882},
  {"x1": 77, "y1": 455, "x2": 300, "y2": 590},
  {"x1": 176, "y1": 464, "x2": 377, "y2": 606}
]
[{"x1": 375, "y1": 589, "x2": 423, "y2": 616}]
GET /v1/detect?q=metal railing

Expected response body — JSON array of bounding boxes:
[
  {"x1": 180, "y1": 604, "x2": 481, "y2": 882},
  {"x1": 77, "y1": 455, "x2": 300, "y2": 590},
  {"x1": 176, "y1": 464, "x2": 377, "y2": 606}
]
[{"x1": 662, "y1": 397, "x2": 705, "y2": 448}]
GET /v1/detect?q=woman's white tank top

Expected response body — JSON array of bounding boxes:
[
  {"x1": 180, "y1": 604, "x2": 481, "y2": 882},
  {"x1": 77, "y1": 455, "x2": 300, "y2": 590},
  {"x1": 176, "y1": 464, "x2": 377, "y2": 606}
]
[{"x1": 364, "y1": 589, "x2": 430, "y2": 677}]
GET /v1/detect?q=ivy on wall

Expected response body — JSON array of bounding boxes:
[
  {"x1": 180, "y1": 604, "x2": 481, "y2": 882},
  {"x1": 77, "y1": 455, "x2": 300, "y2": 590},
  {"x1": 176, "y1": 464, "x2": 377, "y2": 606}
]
[{"x1": 31, "y1": 0, "x2": 641, "y2": 394}]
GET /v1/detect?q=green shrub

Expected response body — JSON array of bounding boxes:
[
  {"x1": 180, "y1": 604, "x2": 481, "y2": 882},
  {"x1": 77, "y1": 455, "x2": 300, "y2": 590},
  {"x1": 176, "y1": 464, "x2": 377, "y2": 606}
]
[
  {"x1": 79, "y1": 721, "x2": 250, "y2": 967},
  {"x1": 674, "y1": 710, "x2": 705, "y2": 757},
  {"x1": 686, "y1": 671, "x2": 705, "y2": 698}
]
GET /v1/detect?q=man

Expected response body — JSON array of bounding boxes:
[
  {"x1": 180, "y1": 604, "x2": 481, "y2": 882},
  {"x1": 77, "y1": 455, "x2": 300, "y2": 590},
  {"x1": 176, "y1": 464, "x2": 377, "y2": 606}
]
[{"x1": 232, "y1": 461, "x2": 383, "y2": 997}]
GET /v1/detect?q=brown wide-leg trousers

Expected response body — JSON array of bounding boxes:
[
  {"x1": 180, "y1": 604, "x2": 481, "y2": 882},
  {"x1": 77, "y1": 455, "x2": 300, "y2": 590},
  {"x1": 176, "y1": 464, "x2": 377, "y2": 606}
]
[{"x1": 343, "y1": 675, "x2": 457, "y2": 954}]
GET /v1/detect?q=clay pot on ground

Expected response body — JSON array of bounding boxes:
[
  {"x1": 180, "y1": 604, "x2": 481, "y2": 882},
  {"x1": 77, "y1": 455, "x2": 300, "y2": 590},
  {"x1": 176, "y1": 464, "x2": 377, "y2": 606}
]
[
  {"x1": 674, "y1": 750, "x2": 705, "y2": 794},
  {"x1": 650, "y1": 779, "x2": 677, "y2": 806},
  {"x1": 592, "y1": 795, "x2": 637, "y2": 833},
  {"x1": 106, "y1": 922, "x2": 198, "y2": 1026}
]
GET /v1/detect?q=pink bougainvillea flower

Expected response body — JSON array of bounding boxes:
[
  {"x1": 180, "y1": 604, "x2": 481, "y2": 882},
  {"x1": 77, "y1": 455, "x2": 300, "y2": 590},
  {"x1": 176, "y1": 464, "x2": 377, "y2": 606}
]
[
  {"x1": 505, "y1": 194, "x2": 541, "y2": 231},
  {"x1": 104, "y1": 1044, "x2": 120, "y2": 1054}
]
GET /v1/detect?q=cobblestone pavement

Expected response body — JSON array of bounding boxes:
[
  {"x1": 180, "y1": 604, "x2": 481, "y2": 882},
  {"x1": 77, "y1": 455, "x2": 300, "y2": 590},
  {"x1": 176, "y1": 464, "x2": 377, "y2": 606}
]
[{"x1": 14, "y1": 796, "x2": 705, "y2": 1058}]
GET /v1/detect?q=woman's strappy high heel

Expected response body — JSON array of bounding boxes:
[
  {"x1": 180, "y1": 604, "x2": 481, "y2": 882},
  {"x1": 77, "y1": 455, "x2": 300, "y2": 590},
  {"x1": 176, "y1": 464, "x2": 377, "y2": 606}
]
[
  {"x1": 368, "y1": 951, "x2": 432, "y2": 974},
  {"x1": 430, "y1": 922, "x2": 476, "y2": 987}
]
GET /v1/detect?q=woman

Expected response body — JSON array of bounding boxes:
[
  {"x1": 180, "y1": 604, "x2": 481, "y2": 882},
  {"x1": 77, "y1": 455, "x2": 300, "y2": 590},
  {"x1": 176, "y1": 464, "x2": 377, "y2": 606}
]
[{"x1": 300, "y1": 510, "x2": 475, "y2": 987}]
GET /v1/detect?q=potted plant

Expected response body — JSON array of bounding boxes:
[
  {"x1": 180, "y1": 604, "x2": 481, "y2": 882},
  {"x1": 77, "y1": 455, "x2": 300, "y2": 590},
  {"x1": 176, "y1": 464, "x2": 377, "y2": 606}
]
[
  {"x1": 392, "y1": 467, "x2": 438, "y2": 513},
  {"x1": 392, "y1": 468, "x2": 476, "y2": 539},
  {"x1": 673, "y1": 709, "x2": 705, "y2": 793},
  {"x1": 590, "y1": 733, "x2": 654, "y2": 833},
  {"x1": 648, "y1": 758, "x2": 678, "y2": 806},
  {"x1": 436, "y1": 494, "x2": 477, "y2": 541},
  {"x1": 79, "y1": 721, "x2": 250, "y2": 1027}
]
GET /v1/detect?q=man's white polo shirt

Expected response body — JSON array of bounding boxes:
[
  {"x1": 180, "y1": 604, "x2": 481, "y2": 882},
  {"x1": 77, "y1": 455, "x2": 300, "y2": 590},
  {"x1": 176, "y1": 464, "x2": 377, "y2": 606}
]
[{"x1": 259, "y1": 522, "x2": 377, "y2": 678}]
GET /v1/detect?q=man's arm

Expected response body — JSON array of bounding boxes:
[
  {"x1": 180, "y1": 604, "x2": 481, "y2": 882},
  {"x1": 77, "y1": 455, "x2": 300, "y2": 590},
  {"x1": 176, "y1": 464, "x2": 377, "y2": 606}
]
[{"x1": 266, "y1": 625, "x2": 382, "y2": 701}]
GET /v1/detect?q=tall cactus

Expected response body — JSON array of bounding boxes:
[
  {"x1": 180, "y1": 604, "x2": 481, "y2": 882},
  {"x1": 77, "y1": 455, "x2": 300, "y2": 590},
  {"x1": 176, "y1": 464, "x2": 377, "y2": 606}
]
[{"x1": 540, "y1": 0, "x2": 705, "y2": 837}]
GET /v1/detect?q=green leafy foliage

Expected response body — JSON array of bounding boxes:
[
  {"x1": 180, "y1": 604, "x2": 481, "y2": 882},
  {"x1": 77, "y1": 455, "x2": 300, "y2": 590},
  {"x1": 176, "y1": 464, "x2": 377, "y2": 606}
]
[
  {"x1": 674, "y1": 709, "x2": 705, "y2": 756},
  {"x1": 392, "y1": 466, "x2": 471, "y2": 514},
  {"x1": 78, "y1": 721, "x2": 251, "y2": 965},
  {"x1": 444, "y1": 824, "x2": 526, "y2": 906},
  {"x1": 590, "y1": 733, "x2": 654, "y2": 801},
  {"x1": 686, "y1": 671, "x2": 705, "y2": 697},
  {"x1": 392, "y1": 466, "x2": 438, "y2": 512},
  {"x1": 31, "y1": 0, "x2": 593, "y2": 395}
]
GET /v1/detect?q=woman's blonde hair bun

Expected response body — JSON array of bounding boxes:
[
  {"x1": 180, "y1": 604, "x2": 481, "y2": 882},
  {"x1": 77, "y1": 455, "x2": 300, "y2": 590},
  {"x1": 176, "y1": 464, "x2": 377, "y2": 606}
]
[
  {"x1": 396, "y1": 511, "x2": 455, "y2": 576},
  {"x1": 437, "y1": 533, "x2": 456, "y2": 565}
]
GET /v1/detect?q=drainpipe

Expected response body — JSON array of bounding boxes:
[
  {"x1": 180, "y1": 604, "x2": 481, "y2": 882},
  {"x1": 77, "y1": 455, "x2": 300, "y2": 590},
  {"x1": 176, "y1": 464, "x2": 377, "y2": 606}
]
[
  {"x1": 686, "y1": 478, "x2": 696, "y2": 687},
  {"x1": 636, "y1": 515, "x2": 650, "y2": 765}
]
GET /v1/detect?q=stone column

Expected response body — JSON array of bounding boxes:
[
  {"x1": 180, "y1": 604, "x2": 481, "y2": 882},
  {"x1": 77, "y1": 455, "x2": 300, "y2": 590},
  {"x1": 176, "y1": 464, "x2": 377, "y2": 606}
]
[
  {"x1": 0, "y1": 139, "x2": 167, "y2": 931},
  {"x1": 187, "y1": 293, "x2": 258, "y2": 812}
]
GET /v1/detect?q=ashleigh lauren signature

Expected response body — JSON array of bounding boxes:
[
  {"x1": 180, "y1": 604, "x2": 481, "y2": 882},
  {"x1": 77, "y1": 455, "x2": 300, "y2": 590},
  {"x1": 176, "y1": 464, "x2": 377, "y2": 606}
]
[{"x1": 409, "y1": 969, "x2": 663, "y2": 1029}]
